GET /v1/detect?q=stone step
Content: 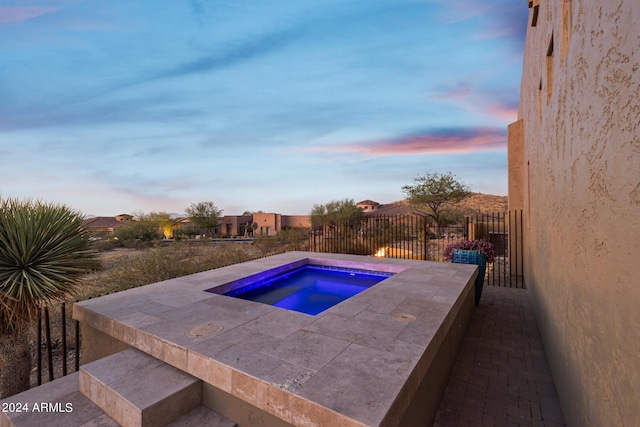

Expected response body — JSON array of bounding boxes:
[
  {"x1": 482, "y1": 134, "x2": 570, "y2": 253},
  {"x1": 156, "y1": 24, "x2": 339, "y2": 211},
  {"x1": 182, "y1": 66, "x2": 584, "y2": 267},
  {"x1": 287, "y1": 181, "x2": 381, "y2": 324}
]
[
  {"x1": 0, "y1": 372, "x2": 119, "y2": 427},
  {"x1": 79, "y1": 348, "x2": 201, "y2": 427}
]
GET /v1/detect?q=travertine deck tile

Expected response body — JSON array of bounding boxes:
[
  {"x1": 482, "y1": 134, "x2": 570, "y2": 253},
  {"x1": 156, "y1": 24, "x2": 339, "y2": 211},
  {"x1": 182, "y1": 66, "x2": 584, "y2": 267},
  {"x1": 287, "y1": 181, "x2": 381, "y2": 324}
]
[
  {"x1": 149, "y1": 288, "x2": 214, "y2": 308},
  {"x1": 118, "y1": 312, "x2": 163, "y2": 329},
  {"x1": 260, "y1": 329, "x2": 351, "y2": 371},
  {"x1": 263, "y1": 363, "x2": 315, "y2": 392},
  {"x1": 297, "y1": 343, "x2": 416, "y2": 426},
  {"x1": 242, "y1": 309, "x2": 315, "y2": 339},
  {"x1": 306, "y1": 311, "x2": 406, "y2": 350},
  {"x1": 214, "y1": 344, "x2": 284, "y2": 378},
  {"x1": 159, "y1": 300, "x2": 258, "y2": 328},
  {"x1": 189, "y1": 326, "x2": 278, "y2": 360},
  {"x1": 351, "y1": 289, "x2": 407, "y2": 314}
]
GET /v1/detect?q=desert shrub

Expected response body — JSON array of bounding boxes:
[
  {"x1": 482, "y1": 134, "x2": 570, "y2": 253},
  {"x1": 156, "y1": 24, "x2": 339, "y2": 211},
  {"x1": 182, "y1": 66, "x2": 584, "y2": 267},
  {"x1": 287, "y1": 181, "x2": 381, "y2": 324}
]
[
  {"x1": 277, "y1": 229, "x2": 308, "y2": 250},
  {"x1": 319, "y1": 236, "x2": 371, "y2": 255},
  {"x1": 115, "y1": 220, "x2": 162, "y2": 242},
  {"x1": 438, "y1": 210, "x2": 465, "y2": 226},
  {"x1": 90, "y1": 239, "x2": 120, "y2": 252},
  {"x1": 254, "y1": 236, "x2": 280, "y2": 255},
  {"x1": 78, "y1": 243, "x2": 256, "y2": 298}
]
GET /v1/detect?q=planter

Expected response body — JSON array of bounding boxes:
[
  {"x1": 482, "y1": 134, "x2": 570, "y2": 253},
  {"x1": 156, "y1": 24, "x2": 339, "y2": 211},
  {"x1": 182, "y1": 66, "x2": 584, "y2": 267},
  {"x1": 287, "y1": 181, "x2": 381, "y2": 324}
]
[{"x1": 451, "y1": 249, "x2": 487, "y2": 306}]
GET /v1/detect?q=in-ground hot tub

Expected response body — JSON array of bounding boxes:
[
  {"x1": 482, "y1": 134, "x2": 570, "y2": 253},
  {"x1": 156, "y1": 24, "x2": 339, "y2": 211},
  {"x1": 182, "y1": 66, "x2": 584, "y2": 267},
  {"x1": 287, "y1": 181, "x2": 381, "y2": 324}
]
[{"x1": 74, "y1": 252, "x2": 477, "y2": 426}]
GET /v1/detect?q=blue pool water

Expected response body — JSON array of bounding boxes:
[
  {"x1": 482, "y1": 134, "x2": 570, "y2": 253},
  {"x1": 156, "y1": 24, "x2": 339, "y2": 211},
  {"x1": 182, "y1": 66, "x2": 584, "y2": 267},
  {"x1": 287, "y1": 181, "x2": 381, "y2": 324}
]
[{"x1": 223, "y1": 265, "x2": 392, "y2": 315}]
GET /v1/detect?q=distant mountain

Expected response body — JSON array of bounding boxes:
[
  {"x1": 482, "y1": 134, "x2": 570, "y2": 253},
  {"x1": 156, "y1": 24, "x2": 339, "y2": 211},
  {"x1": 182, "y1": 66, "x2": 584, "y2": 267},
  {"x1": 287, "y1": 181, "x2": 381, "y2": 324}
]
[
  {"x1": 453, "y1": 193, "x2": 509, "y2": 214},
  {"x1": 367, "y1": 193, "x2": 508, "y2": 216}
]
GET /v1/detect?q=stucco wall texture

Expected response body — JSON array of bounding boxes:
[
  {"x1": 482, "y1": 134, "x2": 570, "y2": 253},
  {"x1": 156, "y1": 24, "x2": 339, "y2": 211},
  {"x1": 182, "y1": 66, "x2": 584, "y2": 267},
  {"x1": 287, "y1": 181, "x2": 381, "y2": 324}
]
[{"x1": 512, "y1": 1, "x2": 640, "y2": 426}]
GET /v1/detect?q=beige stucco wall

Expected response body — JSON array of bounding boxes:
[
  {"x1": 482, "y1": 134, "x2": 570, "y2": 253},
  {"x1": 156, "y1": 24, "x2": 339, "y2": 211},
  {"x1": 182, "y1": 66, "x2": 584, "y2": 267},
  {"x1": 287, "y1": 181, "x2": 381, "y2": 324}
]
[
  {"x1": 219, "y1": 216, "x2": 240, "y2": 236},
  {"x1": 250, "y1": 214, "x2": 311, "y2": 236},
  {"x1": 507, "y1": 119, "x2": 525, "y2": 212},
  {"x1": 252, "y1": 213, "x2": 281, "y2": 236},
  {"x1": 514, "y1": 1, "x2": 640, "y2": 426},
  {"x1": 281, "y1": 215, "x2": 311, "y2": 229},
  {"x1": 219, "y1": 215, "x2": 253, "y2": 236}
]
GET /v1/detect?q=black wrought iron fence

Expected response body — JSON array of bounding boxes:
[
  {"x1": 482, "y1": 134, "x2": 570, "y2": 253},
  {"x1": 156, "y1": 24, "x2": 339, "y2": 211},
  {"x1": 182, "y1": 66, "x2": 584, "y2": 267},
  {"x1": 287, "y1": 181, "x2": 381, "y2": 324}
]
[
  {"x1": 33, "y1": 302, "x2": 80, "y2": 386},
  {"x1": 309, "y1": 211, "x2": 525, "y2": 288},
  {"x1": 309, "y1": 215, "x2": 427, "y2": 259},
  {"x1": 466, "y1": 210, "x2": 525, "y2": 288}
]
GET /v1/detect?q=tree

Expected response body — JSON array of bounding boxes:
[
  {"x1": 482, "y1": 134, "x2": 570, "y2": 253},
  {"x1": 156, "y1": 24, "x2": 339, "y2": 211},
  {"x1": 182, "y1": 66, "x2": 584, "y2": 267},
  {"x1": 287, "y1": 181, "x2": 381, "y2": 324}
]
[
  {"x1": 401, "y1": 172, "x2": 471, "y2": 234},
  {"x1": 310, "y1": 198, "x2": 363, "y2": 228},
  {"x1": 0, "y1": 198, "x2": 96, "y2": 398},
  {"x1": 185, "y1": 201, "x2": 223, "y2": 237},
  {"x1": 145, "y1": 211, "x2": 175, "y2": 239},
  {"x1": 114, "y1": 211, "x2": 169, "y2": 242}
]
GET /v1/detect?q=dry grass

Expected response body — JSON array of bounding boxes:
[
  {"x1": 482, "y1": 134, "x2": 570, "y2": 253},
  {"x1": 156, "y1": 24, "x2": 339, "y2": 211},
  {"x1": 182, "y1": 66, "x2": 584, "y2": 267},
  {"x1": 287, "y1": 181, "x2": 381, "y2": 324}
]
[{"x1": 76, "y1": 242, "x2": 265, "y2": 300}]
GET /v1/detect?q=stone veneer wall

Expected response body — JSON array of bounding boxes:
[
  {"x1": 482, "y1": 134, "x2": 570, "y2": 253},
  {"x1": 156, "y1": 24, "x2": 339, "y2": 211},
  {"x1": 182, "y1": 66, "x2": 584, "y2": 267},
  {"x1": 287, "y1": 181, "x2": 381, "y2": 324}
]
[{"x1": 509, "y1": 1, "x2": 640, "y2": 426}]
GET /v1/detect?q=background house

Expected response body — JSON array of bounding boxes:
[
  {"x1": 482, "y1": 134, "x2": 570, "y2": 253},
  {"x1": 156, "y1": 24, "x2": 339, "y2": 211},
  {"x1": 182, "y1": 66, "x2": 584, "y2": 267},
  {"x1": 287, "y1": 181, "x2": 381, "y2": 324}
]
[
  {"x1": 85, "y1": 214, "x2": 133, "y2": 236},
  {"x1": 251, "y1": 213, "x2": 311, "y2": 236},
  {"x1": 218, "y1": 215, "x2": 253, "y2": 237},
  {"x1": 358, "y1": 200, "x2": 411, "y2": 216},
  {"x1": 508, "y1": 1, "x2": 639, "y2": 425},
  {"x1": 356, "y1": 199, "x2": 382, "y2": 213}
]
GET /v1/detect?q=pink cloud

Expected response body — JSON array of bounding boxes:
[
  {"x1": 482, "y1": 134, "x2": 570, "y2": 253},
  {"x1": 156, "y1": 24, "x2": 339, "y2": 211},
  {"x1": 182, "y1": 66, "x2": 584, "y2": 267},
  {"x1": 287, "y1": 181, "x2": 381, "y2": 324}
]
[
  {"x1": 431, "y1": 83, "x2": 519, "y2": 123},
  {"x1": 437, "y1": 83, "x2": 473, "y2": 100},
  {"x1": 0, "y1": 7, "x2": 58, "y2": 24},
  {"x1": 484, "y1": 104, "x2": 518, "y2": 122},
  {"x1": 303, "y1": 128, "x2": 507, "y2": 157}
]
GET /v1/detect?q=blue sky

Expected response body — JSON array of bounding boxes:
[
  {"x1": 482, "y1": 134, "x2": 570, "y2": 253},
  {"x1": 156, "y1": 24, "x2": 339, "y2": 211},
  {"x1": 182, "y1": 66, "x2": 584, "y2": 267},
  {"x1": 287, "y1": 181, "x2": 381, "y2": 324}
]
[{"x1": 0, "y1": 0, "x2": 527, "y2": 216}]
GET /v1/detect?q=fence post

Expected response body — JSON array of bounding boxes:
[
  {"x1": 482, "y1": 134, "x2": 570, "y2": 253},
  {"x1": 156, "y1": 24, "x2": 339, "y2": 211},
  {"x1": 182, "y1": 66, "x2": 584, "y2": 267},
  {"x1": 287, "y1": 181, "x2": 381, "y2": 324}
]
[
  {"x1": 61, "y1": 302, "x2": 67, "y2": 376},
  {"x1": 75, "y1": 319, "x2": 80, "y2": 372},
  {"x1": 37, "y1": 310, "x2": 42, "y2": 386},
  {"x1": 44, "y1": 307, "x2": 54, "y2": 382},
  {"x1": 419, "y1": 216, "x2": 424, "y2": 260},
  {"x1": 500, "y1": 211, "x2": 505, "y2": 287},
  {"x1": 520, "y1": 210, "x2": 524, "y2": 288}
]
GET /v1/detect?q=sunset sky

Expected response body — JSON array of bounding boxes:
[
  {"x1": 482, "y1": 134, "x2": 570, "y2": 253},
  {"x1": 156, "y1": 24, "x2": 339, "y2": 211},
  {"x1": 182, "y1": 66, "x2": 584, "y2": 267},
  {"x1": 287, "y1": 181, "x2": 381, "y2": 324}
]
[{"x1": 0, "y1": 0, "x2": 528, "y2": 216}]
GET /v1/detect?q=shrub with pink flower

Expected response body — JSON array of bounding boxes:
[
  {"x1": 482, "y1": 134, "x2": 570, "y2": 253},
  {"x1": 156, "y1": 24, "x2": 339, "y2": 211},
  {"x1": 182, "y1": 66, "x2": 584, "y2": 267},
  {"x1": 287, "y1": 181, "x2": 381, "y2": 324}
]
[{"x1": 444, "y1": 239, "x2": 496, "y2": 263}]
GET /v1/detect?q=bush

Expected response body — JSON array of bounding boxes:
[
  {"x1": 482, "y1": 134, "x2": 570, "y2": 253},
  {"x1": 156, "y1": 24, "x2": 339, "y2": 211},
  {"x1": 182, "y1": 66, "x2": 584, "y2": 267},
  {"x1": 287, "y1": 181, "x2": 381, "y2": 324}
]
[
  {"x1": 444, "y1": 239, "x2": 496, "y2": 263},
  {"x1": 277, "y1": 229, "x2": 308, "y2": 250},
  {"x1": 90, "y1": 239, "x2": 120, "y2": 252},
  {"x1": 319, "y1": 236, "x2": 371, "y2": 255},
  {"x1": 255, "y1": 236, "x2": 280, "y2": 255},
  {"x1": 115, "y1": 220, "x2": 162, "y2": 242},
  {"x1": 79, "y1": 243, "x2": 255, "y2": 298}
]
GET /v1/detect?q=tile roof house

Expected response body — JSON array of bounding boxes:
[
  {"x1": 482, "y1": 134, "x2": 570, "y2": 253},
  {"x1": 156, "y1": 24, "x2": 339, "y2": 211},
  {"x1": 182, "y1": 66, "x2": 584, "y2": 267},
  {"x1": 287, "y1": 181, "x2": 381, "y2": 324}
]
[
  {"x1": 84, "y1": 214, "x2": 133, "y2": 235},
  {"x1": 357, "y1": 200, "x2": 412, "y2": 216}
]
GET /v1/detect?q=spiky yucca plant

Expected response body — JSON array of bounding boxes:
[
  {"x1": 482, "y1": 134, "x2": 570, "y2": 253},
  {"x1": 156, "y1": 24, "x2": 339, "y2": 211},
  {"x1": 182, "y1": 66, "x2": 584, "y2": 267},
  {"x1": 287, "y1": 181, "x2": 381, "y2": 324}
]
[{"x1": 0, "y1": 198, "x2": 96, "y2": 398}]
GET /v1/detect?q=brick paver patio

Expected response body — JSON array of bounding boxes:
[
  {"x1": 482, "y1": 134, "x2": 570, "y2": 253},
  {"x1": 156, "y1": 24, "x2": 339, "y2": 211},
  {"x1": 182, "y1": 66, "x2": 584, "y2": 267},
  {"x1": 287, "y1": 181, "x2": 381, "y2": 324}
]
[{"x1": 433, "y1": 286, "x2": 566, "y2": 427}]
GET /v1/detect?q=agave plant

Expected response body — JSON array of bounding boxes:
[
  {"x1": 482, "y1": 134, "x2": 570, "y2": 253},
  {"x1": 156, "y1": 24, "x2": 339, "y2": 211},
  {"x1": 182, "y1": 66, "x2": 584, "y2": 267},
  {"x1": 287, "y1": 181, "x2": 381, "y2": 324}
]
[{"x1": 0, "y1": 198, "x2": 96, "y2": 398}]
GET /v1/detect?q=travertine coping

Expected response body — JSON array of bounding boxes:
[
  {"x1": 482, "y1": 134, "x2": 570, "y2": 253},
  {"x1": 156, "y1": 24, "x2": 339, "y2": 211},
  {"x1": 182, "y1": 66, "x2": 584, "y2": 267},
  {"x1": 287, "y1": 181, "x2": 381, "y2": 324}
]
[{"x1": 74, "y1": 251, "x2": 476, "y2": 427}]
